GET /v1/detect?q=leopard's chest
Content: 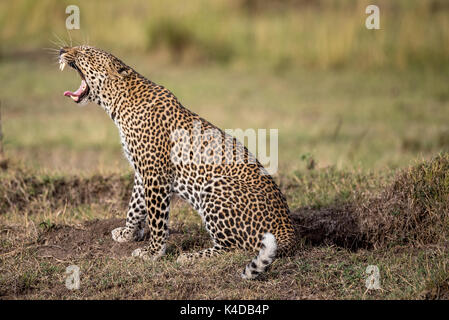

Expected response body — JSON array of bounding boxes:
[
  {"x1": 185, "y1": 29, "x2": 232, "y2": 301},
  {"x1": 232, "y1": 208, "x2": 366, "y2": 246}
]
[
  {"x1": 120, "y1": 130, "x2": 134, "y2": 166},
  {"x1": 113, "y1": 119, "x2": 135, "y2": 170}
]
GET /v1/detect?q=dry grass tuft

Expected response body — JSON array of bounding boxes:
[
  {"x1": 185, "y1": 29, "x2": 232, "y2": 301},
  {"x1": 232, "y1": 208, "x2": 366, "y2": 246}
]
[
  {"x1": 357, "y1": 153, "x2": 449, "y2": 248},
  {"x1": 0, "y1": 169, "x2": 132, "y2": 215}
]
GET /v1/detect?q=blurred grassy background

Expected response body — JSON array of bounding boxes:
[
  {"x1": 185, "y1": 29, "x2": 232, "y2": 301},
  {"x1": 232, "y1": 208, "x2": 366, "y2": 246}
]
[
  {"x1": 2, "y1": 0, "x2": 449, "y2": 70},
  {"x1": 0, "y1": 0, "x2": 448, "y2": 175}
]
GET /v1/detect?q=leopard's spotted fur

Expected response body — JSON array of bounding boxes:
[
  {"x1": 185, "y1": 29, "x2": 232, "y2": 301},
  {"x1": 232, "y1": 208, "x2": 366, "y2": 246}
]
[{"x1": 59, "y1": 45, "x2": 296, "y2": 279}]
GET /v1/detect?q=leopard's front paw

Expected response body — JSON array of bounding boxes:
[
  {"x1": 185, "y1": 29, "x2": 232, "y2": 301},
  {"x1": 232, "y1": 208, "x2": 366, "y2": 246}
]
[
  {"x1": 112, "y1": 227, "x2": 145, "y2": 243},
  {"x1": 112, "y1": 227, "x2": 133, "y2": 243},
  {"x1": 132, "y1": 247, "x2": 165, "y2": 261}
]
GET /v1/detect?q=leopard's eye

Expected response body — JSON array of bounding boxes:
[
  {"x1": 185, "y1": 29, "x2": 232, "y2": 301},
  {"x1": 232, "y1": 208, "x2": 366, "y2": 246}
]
[{"x1": 117, "y1": 67, "x2": 127, "y2": 74}]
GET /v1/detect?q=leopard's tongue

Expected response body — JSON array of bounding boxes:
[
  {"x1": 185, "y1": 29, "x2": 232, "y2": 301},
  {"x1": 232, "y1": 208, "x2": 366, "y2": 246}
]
[{"x1": 64, "y1": 79, "x2": 87, "y2": 99}]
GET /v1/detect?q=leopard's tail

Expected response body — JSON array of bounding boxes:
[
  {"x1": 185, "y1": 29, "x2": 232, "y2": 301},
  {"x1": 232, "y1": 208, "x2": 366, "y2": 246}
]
[{"x1": 241, "y1": 232, "x2": 277, "y2": 280}]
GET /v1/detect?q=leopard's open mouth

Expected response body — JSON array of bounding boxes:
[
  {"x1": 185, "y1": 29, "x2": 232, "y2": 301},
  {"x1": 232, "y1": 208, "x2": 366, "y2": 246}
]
[{"x1": 60, "y1": 60, "x2": 90, "y2": 103}]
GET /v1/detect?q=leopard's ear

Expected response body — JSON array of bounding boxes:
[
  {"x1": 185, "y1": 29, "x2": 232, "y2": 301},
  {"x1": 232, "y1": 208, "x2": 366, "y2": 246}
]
[
  {"x1": 107, "y1": 64, "x2": 132, "y2": 79},
  {"x1": 117, "y1": 66, "x2": 133, "y2": 78}
]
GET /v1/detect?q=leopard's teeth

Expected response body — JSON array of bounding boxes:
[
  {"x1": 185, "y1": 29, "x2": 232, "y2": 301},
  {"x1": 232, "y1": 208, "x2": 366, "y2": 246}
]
[
  {"x1": 70, "y1": 95, "x2": 78, "y2": 102},
  {"x1": 59, "y1": 62, "x2": 66, "y2": 71}
]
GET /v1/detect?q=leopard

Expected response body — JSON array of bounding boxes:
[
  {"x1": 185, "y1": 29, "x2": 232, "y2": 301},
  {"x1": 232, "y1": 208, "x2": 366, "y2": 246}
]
[{"x1": 58, "y1": 45, "x2": 296, "y2": 279}]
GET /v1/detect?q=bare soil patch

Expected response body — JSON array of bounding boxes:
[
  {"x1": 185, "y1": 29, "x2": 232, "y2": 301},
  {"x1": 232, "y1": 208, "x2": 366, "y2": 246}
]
[
  {"x1": 34, "y1": 216, "x2": 212, "y2": 261},
  {"x1": 36, "y1": 219, "x2": 136, "y2": 260}
]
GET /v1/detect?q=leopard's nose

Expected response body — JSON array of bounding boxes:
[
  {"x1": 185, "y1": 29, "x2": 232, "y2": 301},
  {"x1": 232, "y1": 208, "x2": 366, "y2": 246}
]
[{"x1": 59, "y1": 47, "x2": 72, "y2": 57}]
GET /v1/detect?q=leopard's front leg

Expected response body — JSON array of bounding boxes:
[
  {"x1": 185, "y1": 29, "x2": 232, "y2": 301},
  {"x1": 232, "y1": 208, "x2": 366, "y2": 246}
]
[
  {"x1": 131, "y1": 174, "x2": 172, "y2": 260},
  {"x1": 112, "y1": 174, "x2": 147, "y2": 242}
]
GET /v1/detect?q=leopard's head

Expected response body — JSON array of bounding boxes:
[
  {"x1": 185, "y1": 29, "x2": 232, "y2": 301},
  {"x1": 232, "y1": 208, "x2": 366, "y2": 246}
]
[{"x1": 59, "y1": 45, "x2": 136, "y2": 107}]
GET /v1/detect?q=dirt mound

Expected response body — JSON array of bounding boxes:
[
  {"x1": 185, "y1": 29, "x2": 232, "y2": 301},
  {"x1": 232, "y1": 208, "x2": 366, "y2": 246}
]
[
  {"x1": 356, "y1": 153, "x2": 449, "y2": 248},
  {"x1": 292, "y1": 153, "x2": 449, "y2": 249}
]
